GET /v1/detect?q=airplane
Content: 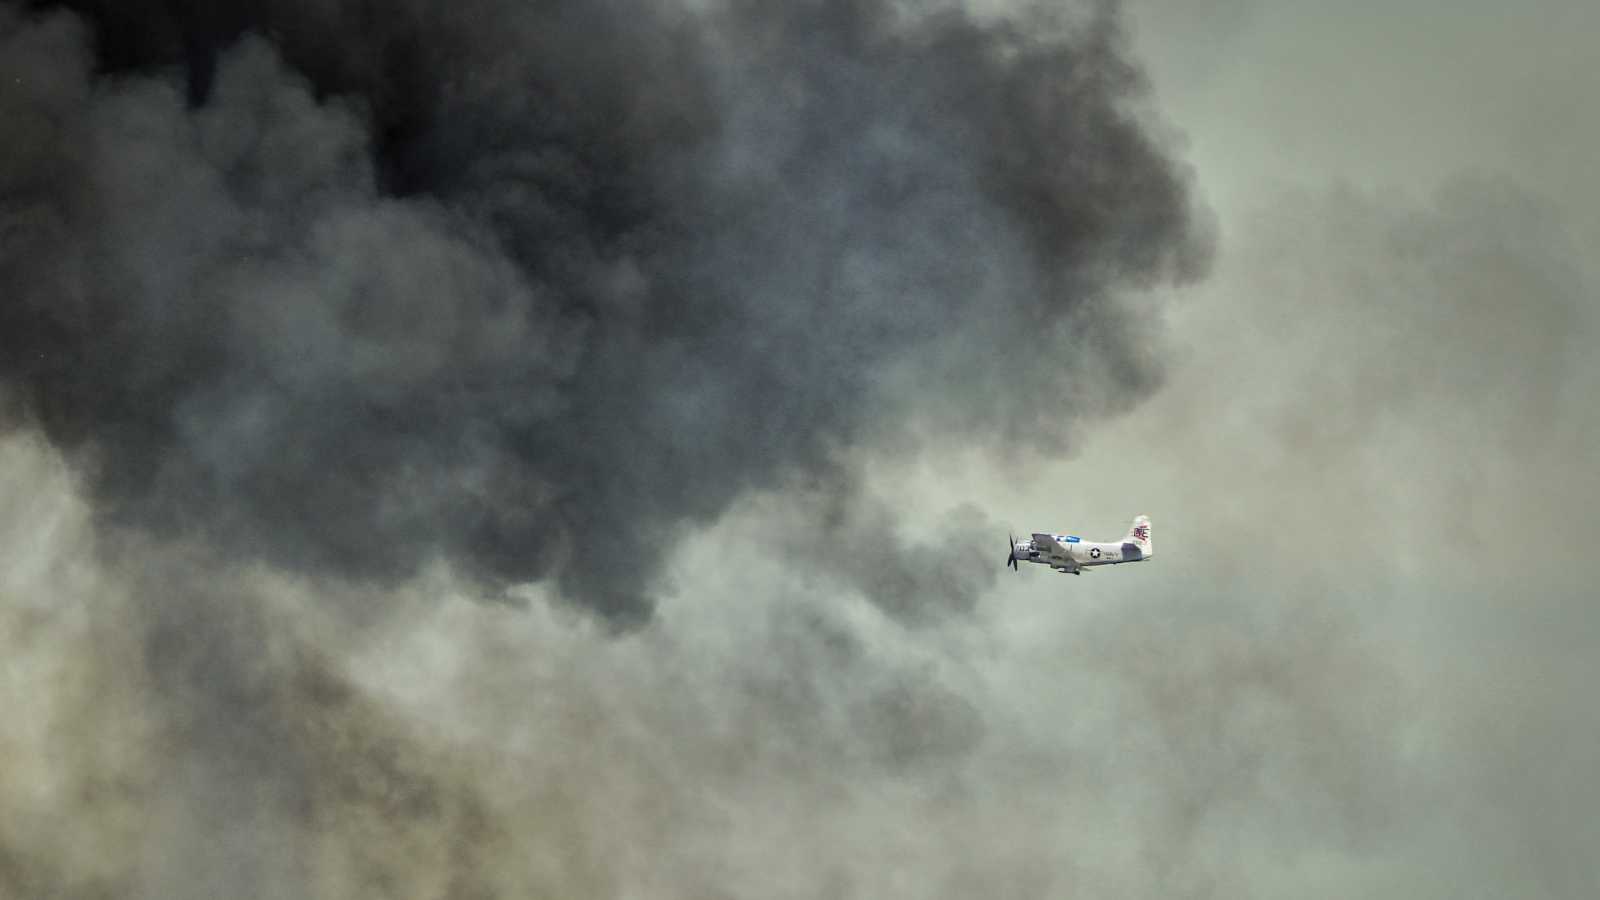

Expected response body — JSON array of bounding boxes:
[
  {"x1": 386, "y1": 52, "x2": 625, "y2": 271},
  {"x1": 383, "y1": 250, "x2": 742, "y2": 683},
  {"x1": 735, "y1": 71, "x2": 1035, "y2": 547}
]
[{"x1": 1006, "y1": 515, "x2": 1151, "y2": 575}]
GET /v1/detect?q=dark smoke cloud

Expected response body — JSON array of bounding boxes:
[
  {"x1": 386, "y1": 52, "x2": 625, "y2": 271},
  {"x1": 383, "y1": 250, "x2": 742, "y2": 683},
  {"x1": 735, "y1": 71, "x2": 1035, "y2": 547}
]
[
  {"x1": 1, "y1": 3, "x2": 1214, "y2": 895},
  {"x1": 2, "y1": 0, "x2": 1208, "y2": 621}
]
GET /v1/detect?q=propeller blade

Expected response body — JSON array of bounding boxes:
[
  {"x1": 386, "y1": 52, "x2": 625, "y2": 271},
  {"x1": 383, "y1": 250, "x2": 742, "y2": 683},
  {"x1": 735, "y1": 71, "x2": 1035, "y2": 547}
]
[{"x1": 1006, "y1": 533, "x2": 1018, "y2": 571}]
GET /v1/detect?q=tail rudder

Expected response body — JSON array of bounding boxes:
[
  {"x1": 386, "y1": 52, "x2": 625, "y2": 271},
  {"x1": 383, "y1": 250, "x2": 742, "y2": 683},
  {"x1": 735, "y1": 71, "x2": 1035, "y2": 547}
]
[{"x1": 1123, "y1": 515, "x2": 1152, "y2": 558}]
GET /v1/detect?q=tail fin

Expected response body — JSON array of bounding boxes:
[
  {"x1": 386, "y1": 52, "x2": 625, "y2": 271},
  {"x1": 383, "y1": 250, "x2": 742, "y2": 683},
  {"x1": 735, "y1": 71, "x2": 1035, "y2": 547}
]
[{"x1": 1122, "y1": 515, "x2": 1152, "y2": 557}]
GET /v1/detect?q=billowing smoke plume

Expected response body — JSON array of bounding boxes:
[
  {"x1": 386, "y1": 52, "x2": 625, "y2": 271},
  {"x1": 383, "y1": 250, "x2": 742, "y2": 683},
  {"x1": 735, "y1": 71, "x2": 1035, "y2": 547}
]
[
  {"x1": 1, "y1": 0, "x2": 1208, "y2": 621},
  {"x1": 0, "y1": 2, "x2": 1228, "y2": 896}
]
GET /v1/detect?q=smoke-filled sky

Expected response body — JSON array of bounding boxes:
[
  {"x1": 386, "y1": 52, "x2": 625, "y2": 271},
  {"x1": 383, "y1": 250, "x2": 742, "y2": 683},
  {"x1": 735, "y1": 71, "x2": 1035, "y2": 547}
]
[{"x1": 2, "y1": 1, "x2": 1596, "y2": 897}]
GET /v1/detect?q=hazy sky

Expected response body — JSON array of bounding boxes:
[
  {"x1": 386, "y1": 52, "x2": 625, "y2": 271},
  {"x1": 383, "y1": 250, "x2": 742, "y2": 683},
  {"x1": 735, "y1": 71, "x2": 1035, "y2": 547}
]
[{"x1": 2, "y1": 2, "x2": 1597, "y2": 898}]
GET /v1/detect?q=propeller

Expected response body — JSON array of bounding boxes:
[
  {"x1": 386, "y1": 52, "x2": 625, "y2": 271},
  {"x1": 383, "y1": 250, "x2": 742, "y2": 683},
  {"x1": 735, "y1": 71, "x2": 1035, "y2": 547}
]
[{"x1": 1006, "y1": 533, "x2": 1019, "y2": 571}]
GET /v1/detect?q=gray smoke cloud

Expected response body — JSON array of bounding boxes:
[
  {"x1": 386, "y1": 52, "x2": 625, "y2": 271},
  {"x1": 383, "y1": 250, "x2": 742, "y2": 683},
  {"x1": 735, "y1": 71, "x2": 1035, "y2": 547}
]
[
  {"x1": 0, "y1": 1, "x2": 1221, "y2": 896},
  {"x1": 1, "y1": 0, "x2": 1207, "y2": 622}
]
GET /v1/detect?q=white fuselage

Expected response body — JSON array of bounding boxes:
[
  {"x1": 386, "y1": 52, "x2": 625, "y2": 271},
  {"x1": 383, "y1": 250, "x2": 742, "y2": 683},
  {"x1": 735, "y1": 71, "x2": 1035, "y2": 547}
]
[
  {"x1": 1014, "y1": 532, "x2": 1150, "y2": 572},
  {"x1": 1009, "y1": 517, "x2": 1151, "y2": 575}
]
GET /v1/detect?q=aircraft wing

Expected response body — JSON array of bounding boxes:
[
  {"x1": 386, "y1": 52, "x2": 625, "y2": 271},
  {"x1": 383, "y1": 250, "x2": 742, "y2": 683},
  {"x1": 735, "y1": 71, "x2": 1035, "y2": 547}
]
[{"x1": 1031, "y1": 533, "x2": 1080, "y2": 572}]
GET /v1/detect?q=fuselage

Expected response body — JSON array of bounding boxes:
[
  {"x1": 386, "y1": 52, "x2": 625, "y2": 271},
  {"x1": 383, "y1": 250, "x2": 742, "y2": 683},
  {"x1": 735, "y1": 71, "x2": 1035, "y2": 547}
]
[
  {"x1": 1008, "y1": 517, "x2": 1151, "y2": 575},
  {"x1": 1013, "y1": 535, "x2": 1149, "y2": 570}
]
